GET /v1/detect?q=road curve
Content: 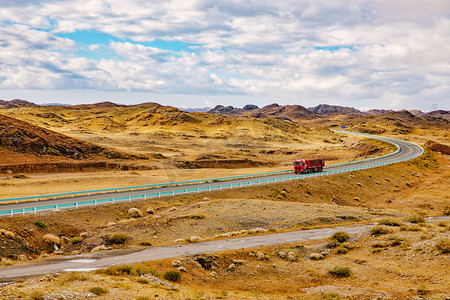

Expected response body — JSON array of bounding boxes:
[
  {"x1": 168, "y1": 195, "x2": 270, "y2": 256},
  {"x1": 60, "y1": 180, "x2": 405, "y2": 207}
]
[
  {"x1": 0, "y1": 224, "x2": 371, "y2": 282},
  {"x1": 0, "y1": 132, "x2": 423, "y2": 216}
]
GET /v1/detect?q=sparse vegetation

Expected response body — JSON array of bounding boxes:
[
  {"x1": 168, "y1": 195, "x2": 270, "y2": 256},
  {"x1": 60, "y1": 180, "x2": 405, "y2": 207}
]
[
  {"x1": 329, "y1": 266, "x2": 351, "y2": 277},
  {"x1": 0, "y1": 102, "x2": 448, "y2": 299},
  {"x1": 329, "y1": 231, "x2": 350, "y2": 243},
  {"x1": 163, "y1": 270, "x2": 181, "y2": 282},
  {"x1": 109, "y1": 233, "x2": 128, "y2": 244},
  {"x1": 370, "y1": 226, "x2": 392, "y2": 236},
  {"x1": 404, "y1": 214, "x2": 425, "y2": 224},
  {"x1": 435, "y1": 238, "x2": 450, "y2": 254},
  {"x1": 89, "y1": 286, "x2": 108, "y2": 296},
  {"x1": 70, "y1": 236, "x2": 83, "y2": 244},
  {"x1": 34, "y1": 221, "x2": 46, "y2": 228},
  {"x1": 417, "y1": 284, "x2": 429, "y2": 295},
  {"x1": 43, "y1": 233, "x2": 60, "y2": 245},
  {"x1": 98, "y1": 263, "x2": 159, "y2": 277},
  {"x1": 29, "y1": 290, "x2": 45, "y2": 300},
  {"x1": 128, "y1": 208, "x2": 143, "y2": 218},
  {"x1": 378, "y1": 218, "x2": 403, "y2": 226},
  {"x1": 0, "y1": 229, "x2": 15, "y2": 239}
]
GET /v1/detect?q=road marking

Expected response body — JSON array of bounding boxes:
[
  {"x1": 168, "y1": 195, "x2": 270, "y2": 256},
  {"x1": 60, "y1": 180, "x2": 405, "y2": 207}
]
[
  {"x1": 67, "y1": 259, "x2": 97, "y2": 263},
  {"x1": 63, "y1": 268, "x2": 98, "y2": 272}
]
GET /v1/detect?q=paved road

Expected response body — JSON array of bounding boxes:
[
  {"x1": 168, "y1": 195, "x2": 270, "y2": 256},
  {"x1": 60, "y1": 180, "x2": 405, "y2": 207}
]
[
  {"x1": 0, "y1": 132, "x2": 423, "y2": 214},
  {"x1": 0, "y1": 225, "x2": 370, "y2": 282}
]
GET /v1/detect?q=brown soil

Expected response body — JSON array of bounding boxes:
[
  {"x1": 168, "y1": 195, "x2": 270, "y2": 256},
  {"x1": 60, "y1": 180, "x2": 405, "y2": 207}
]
[{"x1": 425, "y1": 140, "x2": 450, "y2": 155}]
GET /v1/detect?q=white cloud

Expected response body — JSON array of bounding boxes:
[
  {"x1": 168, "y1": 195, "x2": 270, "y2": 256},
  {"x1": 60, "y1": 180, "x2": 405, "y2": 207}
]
[{"x1": 0, "y1": 0, "x2": 448, "y2": 110}]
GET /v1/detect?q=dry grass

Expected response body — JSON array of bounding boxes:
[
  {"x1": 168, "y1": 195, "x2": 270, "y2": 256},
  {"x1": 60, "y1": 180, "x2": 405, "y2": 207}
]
[
  {"x1": 42, "y1": 234, "x2": 60, "y2": 246},
  {"x1": 0, "y1": 109, "x2": 448, "y2": 299},
  {"x1": 0, "y1": 229, "x2": 15, "y2": 239},
  {"x1": 1, "y1": 219, "x2": 448, "y2": 299}
]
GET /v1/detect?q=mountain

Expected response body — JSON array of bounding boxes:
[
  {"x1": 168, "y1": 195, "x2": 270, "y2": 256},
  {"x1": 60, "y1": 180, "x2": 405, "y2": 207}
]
[
  {"x1": 0, "y1": 99, "x2": 37, "y2": 108},
  {"x1": 0, "y1": 113, "x2": 134, "y2": 160},
  {"x1": 365, "y1": 109, "x2": 394, "y2": 115},
  {"x1": 308, "y1": 104, "x2": 365, "y2": 115},
  {"x1": 349, "y1": 110, "x2": 449, "y2": 134},
  {"x1": 208, "y1": 104, "x2": 259, "y2": 115},
  {"x1": 424, "y1": 110, "x2": 450, "y2": 121},
  {"x1": 248, "y1": 103, "x2": 320, "y2": 120}
]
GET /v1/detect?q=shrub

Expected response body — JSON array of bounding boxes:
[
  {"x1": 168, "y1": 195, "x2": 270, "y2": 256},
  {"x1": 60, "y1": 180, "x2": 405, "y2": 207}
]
[
  {"x1": 136, "y1": 277, "x2": 149, "y2": 284},
  {"x1": 437, "y1": 221, "x2": 448, "y2": 227},
  {"x1": 329, "y1": 231, "x2": 350, "y2": 243},
  {"x1": 132, "y1": 264, "x2": 159, "y2": 277},
  {"x1": 0, "y1": 229, "x2": 15, "y2": 239},
  {"x1": 140, "y1": 241, "x2": 152, "y2": 246},
  {"x1": 60, "y1": 272, "x2": 89, "y2": 282},
  {"x1": 417, "y1": 284, "x2": 429, "y2": 295},
  {"x1": 29, "y1": 290, "x2": 44, "y2": 300},
  {"x1": 326, "y1": 240, "x2": 340, "y2": 248},
  {"x1": 163, "y1": 270, "x2": 181, "y2": 282},
  {"x1": 378, "y1": 218, "x2": 403, "y2": 226},
  {"x1": 109, "y1": 233, "x2": 128, "y2": 244},
  {"x1": 128, "y1": 208, "x2": 143, "y2": 218},
  {"x1": 404, "y1": 214, "x2": 424, "y2": 224},
  {"x1": 188, "y1": 214, "x2": 205, "y2": 220},
  {"x1": 309, "y1": 253, "x2": 324, "y2": 260},
  {"x1": 400, "y1": 224, "x2": 421, "y2": 231},
  {"x1": 98, "y1": 264, "x2": 159, "y2": 277},
  {"x1": 70, "y1": 236, "x2": 83, "y2": 244},
  {"x1": 335, "y1": 246, "x2": 348, "y2": 254},
  {"x1": 322, "y1": 292, "x2": 341, "y2": 299},
  {"x1": 435, "y1": 238, "x2": 450, "y2": 254},
  {"x1": 43, "y1": 234, "x2": 60, "y2": 245},
  {"x1": 34, "y1": 221, "x2": 46, "y2": 228},
  {"x1": 89, "y1": 286, "x2": 108, "y2": 295},
  {"x1": 370, "y1": 226, "x2": 391, "y2": 236},
  {"x1": 329, "y1": 266, "x2": 351, "y2": 277}
]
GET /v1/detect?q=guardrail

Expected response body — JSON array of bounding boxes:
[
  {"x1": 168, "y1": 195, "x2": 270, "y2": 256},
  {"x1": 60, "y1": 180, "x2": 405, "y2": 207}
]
[
  {"x1": 0, "y1": 132, "x2": 424, "y2": 217},
  {"x1": 0, "y1": 133, "x2": 398, "y2": 205},
  {"x1": 0, "y1": 146, "x2": 423, "y2": 217}
]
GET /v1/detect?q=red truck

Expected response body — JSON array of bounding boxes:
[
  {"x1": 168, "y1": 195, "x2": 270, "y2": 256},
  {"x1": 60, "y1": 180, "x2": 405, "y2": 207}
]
[{"x1": 293, "y1": 159, "x2": 325, "y2": 174}]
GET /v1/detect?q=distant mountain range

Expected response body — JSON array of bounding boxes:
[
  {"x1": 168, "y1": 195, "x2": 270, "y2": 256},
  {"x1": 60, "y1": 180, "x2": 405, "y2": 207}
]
[{"x1": 1, "y1": 99, "x2": 448, "y2": 122}]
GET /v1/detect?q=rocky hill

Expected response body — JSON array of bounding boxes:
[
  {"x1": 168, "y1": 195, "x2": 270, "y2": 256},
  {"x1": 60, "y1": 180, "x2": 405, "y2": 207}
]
[
  {"x1": 424, "y1": 110, "x2": 450, "y2": 121},
  {"x1": 247, "y1": 103, "x2": 320, "y2": 120},
  {"x1": 0, "y1": 99, "x2": 37, "y2": 108},
  {"x1": 349, "y1": 110, "x2": 449, "y2": 134},
  {"x1": 365, "y1": 109, "x2": 394, "y2": 116},
  {"x1": 308, "y1": 104, "x2": 365, "y2": 115},
  {"x1": 208, "y1": 104, "x2": 259, "y2": 115},
  {"x1": 0, "y1": 113, "x2": 137, "y2": 161}
]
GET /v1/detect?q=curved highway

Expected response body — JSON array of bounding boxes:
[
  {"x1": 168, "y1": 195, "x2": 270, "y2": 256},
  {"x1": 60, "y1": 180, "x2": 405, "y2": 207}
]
[{"x1": 0, "y1": 132, "x2": 423, "y2": 217}]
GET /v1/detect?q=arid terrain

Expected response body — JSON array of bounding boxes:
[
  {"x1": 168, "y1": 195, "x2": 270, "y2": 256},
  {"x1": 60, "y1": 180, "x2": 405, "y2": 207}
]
[{"x1": 0, "y1": 100, "x2": 449, "y2": 299}]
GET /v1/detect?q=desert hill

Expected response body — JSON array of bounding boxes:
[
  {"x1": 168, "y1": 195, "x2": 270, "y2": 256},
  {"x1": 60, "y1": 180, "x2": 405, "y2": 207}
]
[
  {"x1": 247, "y1": 103, "x2": 320, "y2": 120},
  {"x1": 0, "y1": 113, "x2": 140, "y2": 165},
  {"x1": 208, "y1": 103, "x2": 320, "y2": 121},
  {"x1": 347, "y1": 110, "x2": 449, "y2": 134},
  {"x1": 365, "y1": 109, "x2": 394, "y2": 116},
  {"x1": 425, "y1": 110, "x2": 450, "y2": 121},
  {"x1": 0, "y1": 102, "x2": 333, "y2": 142},
  {"x1": 208, "y1": 104, "x2": 259, "y2": 115},
  {"x1": 0, "y1": 99, "x2": 36, "y2": 108},
  {"x1": 308, "y1": 104, "x2": 365, "y2": 115}
]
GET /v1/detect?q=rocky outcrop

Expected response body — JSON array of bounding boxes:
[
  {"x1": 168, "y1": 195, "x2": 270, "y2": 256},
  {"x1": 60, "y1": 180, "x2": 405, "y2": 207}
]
[{"x1": 0, "y1": 162, "x2": 158, "y2": 174}]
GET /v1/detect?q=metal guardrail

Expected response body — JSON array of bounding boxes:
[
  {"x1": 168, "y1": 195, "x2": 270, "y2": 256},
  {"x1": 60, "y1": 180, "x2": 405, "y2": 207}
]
[
  {"x1": 0, "y1": 132, "x2": 424, "y2": 217},
  {"x1": 0, "y1": 133, "x2": 397, "y2": 204}
]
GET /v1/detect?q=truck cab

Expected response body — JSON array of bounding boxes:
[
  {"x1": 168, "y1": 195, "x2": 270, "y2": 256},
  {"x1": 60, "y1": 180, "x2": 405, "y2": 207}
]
[{"x1": 293, "y1": 159, "x2": 306, "y2": 174}]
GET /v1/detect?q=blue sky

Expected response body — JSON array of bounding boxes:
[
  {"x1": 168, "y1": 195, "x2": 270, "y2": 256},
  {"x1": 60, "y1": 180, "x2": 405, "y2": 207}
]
[{"x1": 0, "y1": 0, "x2": 449, "y2": 111}]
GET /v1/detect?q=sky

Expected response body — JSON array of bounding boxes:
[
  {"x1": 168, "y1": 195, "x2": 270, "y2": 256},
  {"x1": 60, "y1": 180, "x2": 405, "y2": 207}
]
[{"x1": 0, "y1": 0, "x2": 449, "y2": 111}]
